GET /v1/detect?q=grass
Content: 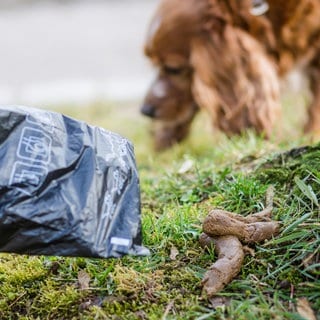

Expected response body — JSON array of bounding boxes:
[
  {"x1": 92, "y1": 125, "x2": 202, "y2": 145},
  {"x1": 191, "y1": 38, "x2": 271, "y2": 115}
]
[{"x1": 0, "y1": 94, "x2": 319, "y2": 319}]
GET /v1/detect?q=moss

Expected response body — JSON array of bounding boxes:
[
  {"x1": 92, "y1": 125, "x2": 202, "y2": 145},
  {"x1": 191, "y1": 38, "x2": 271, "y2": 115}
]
[{"x1": 255, "y1": 143, "x2": 320, "y2": 188}]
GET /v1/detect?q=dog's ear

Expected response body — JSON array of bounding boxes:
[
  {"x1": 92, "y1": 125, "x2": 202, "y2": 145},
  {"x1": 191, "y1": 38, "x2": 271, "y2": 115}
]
[{"x1": 190, "y1": 25, "x2": 281, "y2": 136}]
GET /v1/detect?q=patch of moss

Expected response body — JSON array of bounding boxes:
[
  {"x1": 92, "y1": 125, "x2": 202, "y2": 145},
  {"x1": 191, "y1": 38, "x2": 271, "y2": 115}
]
[{"x1": 255, "y1": 143, "x2": 320, "y2": 188}]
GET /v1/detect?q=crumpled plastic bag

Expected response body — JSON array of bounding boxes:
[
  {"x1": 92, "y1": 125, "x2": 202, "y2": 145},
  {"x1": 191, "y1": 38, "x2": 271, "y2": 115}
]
[{"x1": 0, "y1": 105, "x2": 149, "y2": 258}]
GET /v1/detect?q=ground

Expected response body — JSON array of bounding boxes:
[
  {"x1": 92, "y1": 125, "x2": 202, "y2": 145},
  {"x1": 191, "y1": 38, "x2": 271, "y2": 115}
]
[{"x1": 0, "y1": 95, "x2": 319, "y2": 319}]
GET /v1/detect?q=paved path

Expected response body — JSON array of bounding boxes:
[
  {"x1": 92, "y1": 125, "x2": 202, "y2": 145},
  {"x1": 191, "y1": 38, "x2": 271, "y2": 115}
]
[{"x1": 0, "y1": 0, "x2": 158, "y2": 106}]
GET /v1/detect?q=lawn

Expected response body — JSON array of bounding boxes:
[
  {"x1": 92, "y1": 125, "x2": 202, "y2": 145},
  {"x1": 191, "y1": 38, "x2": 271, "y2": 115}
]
[{"x1": 0, "y1": 95, "x2": 319, "y2": 319}]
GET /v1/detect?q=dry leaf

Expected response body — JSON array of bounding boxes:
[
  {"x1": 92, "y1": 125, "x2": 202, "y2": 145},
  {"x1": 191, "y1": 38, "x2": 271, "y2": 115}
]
[
  {"x1": 209, "y1": 296, "x2": 231, "y2": 309},
  {"x1": 178, "y1": 159, "x2": 194, "y2": 174},
  {"x1": 170, "y1": 246, "x2": 179, "y2": 260},
  {"x1": 302, "y1": 251, "x2": 319, "y2": 268},
  {"x1": 78, "y1": 270, "x2": 90, "y2": 290},
  {"x1": 163, "y1": 301, "x2": 175, "y2": 319},
  {"x1": 296, "y1": 297, "x2": 316, "y2": 320}
]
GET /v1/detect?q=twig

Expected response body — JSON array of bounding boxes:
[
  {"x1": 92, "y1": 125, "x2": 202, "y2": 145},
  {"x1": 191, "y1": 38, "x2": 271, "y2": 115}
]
[{"x1": 162, "y1": 300, "x2": 175, "y2": 320}]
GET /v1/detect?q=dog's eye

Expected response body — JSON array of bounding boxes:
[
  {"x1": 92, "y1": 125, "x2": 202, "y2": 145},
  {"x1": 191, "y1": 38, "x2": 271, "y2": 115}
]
[{"x1": 163, "y1": 66, "x2": 184, "y2": 75}]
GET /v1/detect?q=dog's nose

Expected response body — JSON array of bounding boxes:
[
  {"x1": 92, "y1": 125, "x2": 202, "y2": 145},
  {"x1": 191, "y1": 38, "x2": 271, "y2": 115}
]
[{"x1": 141, "y1": 104, "x2": 156, "y2": 118}]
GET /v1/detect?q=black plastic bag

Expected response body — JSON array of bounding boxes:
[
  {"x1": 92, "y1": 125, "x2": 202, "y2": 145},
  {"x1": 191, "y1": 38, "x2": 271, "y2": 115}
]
[{"x1": 0, "y1": 105, "x2": 149, "y2": 258}]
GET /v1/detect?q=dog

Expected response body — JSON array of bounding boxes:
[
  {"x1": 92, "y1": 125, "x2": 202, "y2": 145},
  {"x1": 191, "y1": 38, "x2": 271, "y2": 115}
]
[{"x1": 141, "y1": 0, "x2": 320, "y2": 150}]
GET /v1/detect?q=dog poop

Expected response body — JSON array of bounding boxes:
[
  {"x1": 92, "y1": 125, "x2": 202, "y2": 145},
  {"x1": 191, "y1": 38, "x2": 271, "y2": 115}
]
[
  {"x1": 200, "y1": 207, "x2": 279, "y2": 297},
  {"x1": 200, "y1": 234, "x2": 244, "y2": 297},
  {"x1": 203, "y1": 209, "x2": 280, "y2": 243}
]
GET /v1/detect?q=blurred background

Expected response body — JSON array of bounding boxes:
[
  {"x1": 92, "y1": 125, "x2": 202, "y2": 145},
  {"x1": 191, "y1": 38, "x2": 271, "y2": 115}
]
[
  {"x1": 0, "y1": 0, "x2": 307, "y2": 154},
  {"x1": 0, "y1": 0, "x2": 158, "y2": 107}
]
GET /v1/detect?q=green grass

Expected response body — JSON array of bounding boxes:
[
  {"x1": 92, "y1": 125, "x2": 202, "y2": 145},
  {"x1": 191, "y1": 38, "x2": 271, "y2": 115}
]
[{"x1": 0, "y1": 96, "x2": 319, "y2": 319}]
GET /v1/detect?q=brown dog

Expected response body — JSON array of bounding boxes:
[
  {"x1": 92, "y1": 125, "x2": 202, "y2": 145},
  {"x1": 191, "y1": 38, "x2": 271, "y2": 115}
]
[{"x1": 141, "y1": 0, "x2": 320, "y2": 150}]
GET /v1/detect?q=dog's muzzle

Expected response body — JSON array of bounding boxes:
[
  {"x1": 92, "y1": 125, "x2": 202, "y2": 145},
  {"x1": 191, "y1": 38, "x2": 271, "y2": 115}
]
[{"x1": 141, "y1": 104, "x2": 156, "y2": 118}]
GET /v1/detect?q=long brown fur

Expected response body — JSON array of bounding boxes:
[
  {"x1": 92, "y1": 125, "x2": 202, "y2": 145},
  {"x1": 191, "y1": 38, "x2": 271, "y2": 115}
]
[{"x1": 141, "y1": 0, "x2": 320, "y2": 150}]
